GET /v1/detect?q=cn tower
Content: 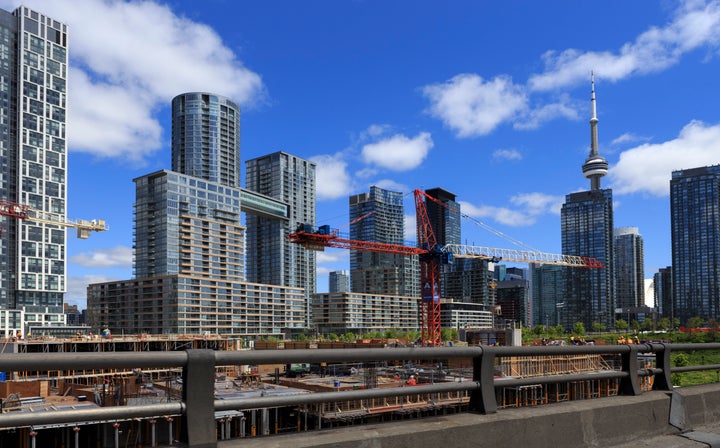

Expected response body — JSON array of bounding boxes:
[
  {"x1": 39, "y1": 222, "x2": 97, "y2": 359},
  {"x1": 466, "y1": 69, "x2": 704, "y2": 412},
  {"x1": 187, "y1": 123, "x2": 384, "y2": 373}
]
[{"x1": 582, "y1": 72, "x2": 609, "y2": 191}]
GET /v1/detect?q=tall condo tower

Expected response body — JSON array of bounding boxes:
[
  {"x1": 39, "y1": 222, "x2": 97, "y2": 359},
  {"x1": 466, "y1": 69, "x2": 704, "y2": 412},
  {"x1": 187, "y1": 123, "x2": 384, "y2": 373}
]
[
  {"x1": 670, "y1": 165, "x2": 720, "y2": 325},
  {"x1": 0, "y1": 7, "x2": 69, "y2": 336},
  {"x1": 172, "y1": 93, "x2": 241, "y2": 187},
  {"x1": 245, "y1": 152, "x2": 317, "y2": 326},
  {"x1": 613, "y1": 227, "x2": 645, "y2": 310},
  {"x1": 349, "y1": 186, "x2": 419, "y2": 297},
  {"x1": 560, "y1": 74, "x2": 615, "y2": 330}
]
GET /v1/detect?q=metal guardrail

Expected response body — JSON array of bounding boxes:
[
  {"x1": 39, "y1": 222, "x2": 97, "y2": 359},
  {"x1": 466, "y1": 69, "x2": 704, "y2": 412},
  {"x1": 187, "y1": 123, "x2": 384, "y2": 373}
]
[{"x1": 1, "y1": 343, "x2": 719, "y2": 447}]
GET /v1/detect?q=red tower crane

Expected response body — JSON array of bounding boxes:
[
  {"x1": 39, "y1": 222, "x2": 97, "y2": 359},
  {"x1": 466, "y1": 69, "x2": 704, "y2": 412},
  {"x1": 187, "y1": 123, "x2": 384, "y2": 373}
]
[{"x1": 288, "y1": 189, "x2": 602, "y2": 346}]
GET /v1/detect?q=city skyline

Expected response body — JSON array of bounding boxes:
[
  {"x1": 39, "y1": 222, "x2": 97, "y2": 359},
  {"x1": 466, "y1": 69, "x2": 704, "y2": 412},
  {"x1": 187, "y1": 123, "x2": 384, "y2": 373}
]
[{"x1": 1, "y1": 1, "x2": 718, "y2": 308}]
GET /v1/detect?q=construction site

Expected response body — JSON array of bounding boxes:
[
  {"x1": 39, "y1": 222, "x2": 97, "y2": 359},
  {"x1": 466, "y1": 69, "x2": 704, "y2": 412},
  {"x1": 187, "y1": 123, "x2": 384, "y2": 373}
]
[{"x1": 0, "y1": 332, "x2": 648, "y2": 446}]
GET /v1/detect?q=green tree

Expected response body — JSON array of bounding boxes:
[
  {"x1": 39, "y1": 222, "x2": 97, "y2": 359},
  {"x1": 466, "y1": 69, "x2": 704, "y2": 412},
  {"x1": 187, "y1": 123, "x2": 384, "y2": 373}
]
[
  {"x1": 532, "y1": 325, "x2": 545, "y2": 336},
  {"x1": 573, "y1": 322, "x2": 586, "y2": 336},
  {"x1": 631, "y1": 320, "x2": 640, "y2": 332},
  {"x1": 657, "y1": 317, "x2": 671, "y2": 331},
  {"x1": 615, "y1": 319, "x2": 628, "y2": 331},
  {"x1": 591, "y1": 321, "x2": 606, "y2": 332},
  {"x1": 328, "y1": 333, "x2": 339, "y2": 342},
  {"x1": 688, "y1": 316, "x2": 705, "y2": 329}
]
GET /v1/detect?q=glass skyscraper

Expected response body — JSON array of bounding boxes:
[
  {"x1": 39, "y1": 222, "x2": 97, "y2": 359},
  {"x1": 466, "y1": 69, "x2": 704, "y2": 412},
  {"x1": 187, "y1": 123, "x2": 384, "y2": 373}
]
[
  {"x1": 670, "y1": 165, "x2": 720, "y2": 325},
  {"x1": 349, "y1": 186, "x2": 419, "y2": 297},
  {"x1": 0, "y1": 7, "x2": 68, "y2": 337},
  {"x1": 614, "y1": 227, "x2": 645, "y2": 310}
]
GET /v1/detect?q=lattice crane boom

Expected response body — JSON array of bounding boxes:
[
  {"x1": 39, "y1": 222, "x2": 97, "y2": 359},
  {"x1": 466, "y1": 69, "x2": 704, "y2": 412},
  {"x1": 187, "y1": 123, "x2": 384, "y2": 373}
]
[{"x1": 0, "y1": 200, "x2": 108, "y2": 239}]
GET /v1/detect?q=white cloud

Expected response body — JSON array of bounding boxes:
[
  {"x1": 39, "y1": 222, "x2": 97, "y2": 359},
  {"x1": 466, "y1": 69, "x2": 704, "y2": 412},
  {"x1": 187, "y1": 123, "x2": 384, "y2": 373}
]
[
  {"x1": 69, "y1": 246, "x2": 133, "y2": 268},
  {"x1": 311, "y1": 153, "x2": 353, "y2": 201},
  {"x1": 459, "y1": 201, "x2": 534, "y2": 227},
  {"x1": 374, "y1": 179, "x2": 409, "y2": 193},
  {"x1": 514, "y1": 95, "x2": 581, "y2": 130},
  {"x1": 66, "y1": 274, "x2": 121, "y2": 304},
  {"x1": 610, "y1": 120, "x2": 720, "y2": 196},
  {"x1": 423, "y1": 74, "x2": 527, "y2": 137},
  {"x1": 510, "y1": 193, "x2": 564, "y2": 216},
  {"x1": 458, "y1": 192, "x2": 564, "y2": 227},
  {"x1": 492, "y1": 149, "x2": 523, "y2": 161},
  {"x1": 316, "y1": 250, "x2": 348, "y2": 264},
  {"x1": 361, "y1": 132, "x2": 433, "y2": 171},
  {"x1": 528, "y1": 0, "x2": 720, "y2": 91},
  {"x1": 404, "y1": 213, "x2": 417, "y2": 242},
  {"x1": 611, "y1": 132, "x2": 650, "y2": 146},
  {"x1": 5, "y1": 0, "x2": 264, "y2": 162}
]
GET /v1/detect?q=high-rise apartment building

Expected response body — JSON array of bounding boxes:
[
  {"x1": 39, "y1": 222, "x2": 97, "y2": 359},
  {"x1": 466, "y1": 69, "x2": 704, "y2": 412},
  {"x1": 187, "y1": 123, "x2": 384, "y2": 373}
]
[
  {"x1": 560, "y1": 74, "x2": 614, "y2": 330},
  {"x1": 88, "y1": 95, "x2": 305, "y2": 336},
  {"x1": 613, "y1": 227, "x2": 645, "y2": 311},
  {"x1": 423, "y1": 188, "x2": 460, "y2": 247},
  {"x1": 245, "y1": 151, "x2": 317, "y2": 326},
  {"x1": 349, "y1": 186, "x2": 419, "y2": 297},
  {"x1": 171, "y1": 93, "x2": 241, "y2": 187},
  {"x1": 329, "y1": 270, "x2": 350, "y2": 293},
  {"x1": 531, "y1": 264, "x2": 564, "y2": 327},
  {"x1": 670, "y1": 165, "x2": 720, "y2": 325},
  {"x1": 0, "y1": 7, "x2": 69, "y2": 337}
]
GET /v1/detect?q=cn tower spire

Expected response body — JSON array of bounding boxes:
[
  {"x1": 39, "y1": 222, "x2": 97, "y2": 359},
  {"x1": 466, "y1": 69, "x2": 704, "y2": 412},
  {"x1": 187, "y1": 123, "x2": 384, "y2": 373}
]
[{"x1": 582, "y1": 71, "x2": 608, "y2": 190}]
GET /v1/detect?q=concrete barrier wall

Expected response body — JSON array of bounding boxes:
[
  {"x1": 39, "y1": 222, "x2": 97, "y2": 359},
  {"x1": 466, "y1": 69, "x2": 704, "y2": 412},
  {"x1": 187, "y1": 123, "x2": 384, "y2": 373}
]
[{"x1": 221, "y1": 383, "x2": 720, "y2": 448}]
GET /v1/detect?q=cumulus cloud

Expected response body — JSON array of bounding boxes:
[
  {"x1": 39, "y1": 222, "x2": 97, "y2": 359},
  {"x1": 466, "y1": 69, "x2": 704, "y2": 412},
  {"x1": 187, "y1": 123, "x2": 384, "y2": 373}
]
[
  {"x1": 528, "y1": 0, "x2": 720, "y2": 91},
  {"x1": 2, "y1": 0, "x2": 264, "y2": 162},
  {"x1": 311, "y1": 154, "x2": 353, "y2": 200},
  {"x1": 610, "y1": 120, "x2": 720, "y2": 196},
  {"x1": 510, "y1": 193, "x2": 564, "y2": 216},
  {"x1": 361, "y1": 132, "x2": 433, "y2": 171},
  {"x1": 374, "y1": 179, "x2": 409, "y2": 193},
  {"x1": 514, "y1": 95, "x2": 581, "y2": 130},
  {"x1": 69, "y1": 246, "x2": 133, "y2": 268},
  {"x1": 492, "y1": 149, "x2": 523, "y2": 161},
  {"x1": 459, "y1": 192, "x2": 564, "y2": 227},
  {"x1": 317, "y1": 250, "x2": 348, "y2": 264},
  {"x1": 423, "y1": 74, "x2": 527, "y2": 137},
  {"x1": 611, "y1": 132, "x2": 650, "y2": 146},
  {"x1": 66, "y1": 274, "x2": 122, "y2": 306}
]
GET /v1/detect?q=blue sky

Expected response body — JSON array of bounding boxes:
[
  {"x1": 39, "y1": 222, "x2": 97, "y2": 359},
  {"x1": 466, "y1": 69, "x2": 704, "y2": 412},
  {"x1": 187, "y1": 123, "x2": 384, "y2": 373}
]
[{"x1": 3, "y1": 0, "x2": 720, "y2": 308}]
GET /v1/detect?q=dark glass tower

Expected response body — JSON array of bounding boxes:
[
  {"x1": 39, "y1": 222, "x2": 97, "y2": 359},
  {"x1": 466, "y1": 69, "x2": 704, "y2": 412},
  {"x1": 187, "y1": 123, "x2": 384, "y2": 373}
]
[
  {"x1": 560, "y1": 74, "x2": 615, "y2": 330},
  {"x1": 614, "y1": 227, "x2": 645, "y2": 310},
  {"x1": 670, "y1": 165, "x2": 720, "y2": 325}
]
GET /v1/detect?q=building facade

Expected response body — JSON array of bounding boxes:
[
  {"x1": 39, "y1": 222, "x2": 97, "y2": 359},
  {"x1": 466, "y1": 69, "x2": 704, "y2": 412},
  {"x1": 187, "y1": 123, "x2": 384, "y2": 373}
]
[
  {"x1": 0, "y1": 6, "x2": 69, "y2": 337},
  {"x1": 670, "y1": 165, "x2": 720, "y2": 325},
  {"x1": 171, "y1": 93, "x2": 241, "y2": 187},
  {"x1": 560, "y1": 74, "x2": 615, "y2": 330},
  {"x1": 613, "y1": 227, "x2": 645, "y2": 311},
  {"x1": 349, "y1": 186, "x2": 419, "y2": 297},
  {"x1": 530, "y1": 264, "x2": 564, "y2": 327},
  {"x1": 245, "y1": 151, "x2": 317, "y2": 326},
  {"x1": 329, "y1": 270, "x2": 350, "y2": 293},
  {"x1": 312, "y1": 292, "x2": 418, "y2": 336}
]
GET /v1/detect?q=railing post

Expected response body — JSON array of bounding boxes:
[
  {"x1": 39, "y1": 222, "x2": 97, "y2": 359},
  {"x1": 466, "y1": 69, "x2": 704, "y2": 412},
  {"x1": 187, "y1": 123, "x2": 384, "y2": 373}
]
[
  {"x1": 651, "y1": 343, "x2": 673, "y2": 391},
  {"x1": 469, "y1": 346, "x2": 497, "y2": 414},
  {"x1": 620, "y1": 344, "x2": 641, "y2": 395},
  {"x1": 182, "y1": 349, "x2": 217, "y2": 448}
]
